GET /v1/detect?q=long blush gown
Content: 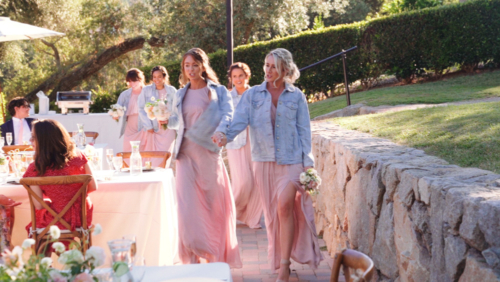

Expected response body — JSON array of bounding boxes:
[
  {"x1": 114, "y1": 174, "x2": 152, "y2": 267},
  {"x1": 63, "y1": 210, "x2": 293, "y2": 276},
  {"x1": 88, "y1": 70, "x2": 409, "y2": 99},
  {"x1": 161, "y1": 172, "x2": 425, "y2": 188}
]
[
  {"x1": 175, "y1": 87, "x2": 242, "y2": 267},
  {"x1": 253, "y1": 102, "x2": 323, "y2": 271},
  {"x1": 123, "y1": 92, "x2": 151, "y2": 152},
  {"x1": 227, "y1": 130, "x2": 263, "y2": 229}
]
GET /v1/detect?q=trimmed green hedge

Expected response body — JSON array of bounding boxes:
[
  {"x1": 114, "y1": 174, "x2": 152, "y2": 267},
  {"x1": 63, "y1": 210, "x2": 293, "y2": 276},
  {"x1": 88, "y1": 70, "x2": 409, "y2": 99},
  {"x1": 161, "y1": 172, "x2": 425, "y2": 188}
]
[{"x1": 142, "y1": 0, "x2": 500, "y2": 96}]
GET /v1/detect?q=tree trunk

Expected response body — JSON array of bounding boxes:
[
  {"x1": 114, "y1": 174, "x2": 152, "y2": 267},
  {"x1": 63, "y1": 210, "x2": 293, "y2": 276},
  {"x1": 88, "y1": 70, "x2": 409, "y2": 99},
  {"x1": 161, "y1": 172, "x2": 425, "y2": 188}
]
[{"x1": 24, "y1": 36, "x2": 165, "y2": 102}]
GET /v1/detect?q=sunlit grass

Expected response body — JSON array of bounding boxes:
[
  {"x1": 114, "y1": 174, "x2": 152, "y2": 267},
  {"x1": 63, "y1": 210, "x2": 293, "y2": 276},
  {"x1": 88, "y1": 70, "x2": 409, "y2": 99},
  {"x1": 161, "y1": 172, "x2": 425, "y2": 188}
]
[
  {"x1": 331, "y1": 102, "x2": 500, "y2": 173},
  {"x1": 309, "y1": 70, "x2": 500, "y2": 118}
]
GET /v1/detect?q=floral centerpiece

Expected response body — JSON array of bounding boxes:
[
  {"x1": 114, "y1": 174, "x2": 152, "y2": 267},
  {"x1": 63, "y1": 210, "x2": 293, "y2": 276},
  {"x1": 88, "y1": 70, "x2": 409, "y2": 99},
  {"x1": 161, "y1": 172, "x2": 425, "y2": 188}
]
[
  {"x1": 107, "y1": 104, "x2": 126, "y2": 123},
  {"x1": 0, "y1": 224, "x2": 117, "y2": 282},
  {"x1": 299, "y1": 168, "x2": 322, "y2": 195},
  {"x1": 144, "y1": 97, "x2": 170, "y2": 130}
]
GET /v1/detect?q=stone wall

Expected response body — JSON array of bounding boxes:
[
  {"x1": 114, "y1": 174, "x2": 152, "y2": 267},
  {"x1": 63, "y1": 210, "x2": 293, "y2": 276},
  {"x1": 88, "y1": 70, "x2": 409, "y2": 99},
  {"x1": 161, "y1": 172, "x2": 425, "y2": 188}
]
[{"x1": 311, "y1": 122, "x2": 500, "y2": 282}]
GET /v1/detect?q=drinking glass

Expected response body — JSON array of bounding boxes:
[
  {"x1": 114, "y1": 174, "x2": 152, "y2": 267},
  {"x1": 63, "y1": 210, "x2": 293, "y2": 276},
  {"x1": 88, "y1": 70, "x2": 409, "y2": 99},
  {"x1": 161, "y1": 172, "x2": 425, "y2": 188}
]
[
  {"x1": 0, "y1": 160, "x2": 9, "y2": 184},
  {"x1": 6, "y1": 133, "x2": 12, "y2": 146},
  {"x1": 0, "y1": 137, "x2": 4, "y2": 147},
  {"x1": 92, "y1": 152, "x2": 101, "y2": 171},
  {"x1": 130, "y1": 256, "x2": 146, "y2": 282},
  {"x1": 25, "y1": 154, "x2": 34, "y2": 165},
  {"x1": 112, "y1": 156, "x2": 123, "y2": 172},
  {"x1": 106, "y1": 149, "x2": 114, "y2": 170},
  {"x1": 107, "y1": 239, "x2": 133, "y2": 267},
  {"x1": 122, "y1": 235, "x2": 137, "y2": 258}
]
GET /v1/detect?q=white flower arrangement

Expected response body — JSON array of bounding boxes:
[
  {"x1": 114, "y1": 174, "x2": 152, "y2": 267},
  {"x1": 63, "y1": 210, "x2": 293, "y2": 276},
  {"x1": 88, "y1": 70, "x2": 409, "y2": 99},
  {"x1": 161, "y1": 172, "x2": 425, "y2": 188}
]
[
  {"x1": 299, "y1": 168, "x2": 322, "y2": 195},
  {"x1": 107, "y1": 104, "x2": 126, "y2": 123},
  {"x1": 144, "y1": 96, "x2": 171, "y2": 130}
]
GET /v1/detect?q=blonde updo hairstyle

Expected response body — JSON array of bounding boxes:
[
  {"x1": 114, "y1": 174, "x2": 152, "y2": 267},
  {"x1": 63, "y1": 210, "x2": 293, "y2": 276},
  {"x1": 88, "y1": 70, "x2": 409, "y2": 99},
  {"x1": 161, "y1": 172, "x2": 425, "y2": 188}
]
[
  {"x1": 264, "y1": 48, "x2": 300, "y2": 87},
  {"x1": 179, "y1": 48, "x2": 220, "y2": 88}
]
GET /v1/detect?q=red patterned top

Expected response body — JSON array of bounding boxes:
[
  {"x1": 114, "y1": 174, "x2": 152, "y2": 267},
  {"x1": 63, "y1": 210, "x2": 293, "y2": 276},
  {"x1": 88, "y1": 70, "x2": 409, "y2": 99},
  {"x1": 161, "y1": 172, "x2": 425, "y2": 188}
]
[{"x1": 23, "y1": 150, "x2": 93, "y2": 233}]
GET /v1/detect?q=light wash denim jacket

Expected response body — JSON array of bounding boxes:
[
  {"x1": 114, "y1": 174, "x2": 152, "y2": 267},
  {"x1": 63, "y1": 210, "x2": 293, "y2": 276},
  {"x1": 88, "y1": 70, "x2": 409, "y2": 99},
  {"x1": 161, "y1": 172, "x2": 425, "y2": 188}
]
[
  {"x1": 137, "y1": 84, "x2": 177, "y2": 132},
  {"x1": 226, "y1": 81, "x2": 314, "y2": 167},
  {"x1": 116, "y1": 88, "x2": 135, "y2": 138},
  {"x1": 225, "y1": 87, "x2": 250, "y2": 150},
  {"x1": 168, "y1": 79, "x2": 234, "y2": 157}
]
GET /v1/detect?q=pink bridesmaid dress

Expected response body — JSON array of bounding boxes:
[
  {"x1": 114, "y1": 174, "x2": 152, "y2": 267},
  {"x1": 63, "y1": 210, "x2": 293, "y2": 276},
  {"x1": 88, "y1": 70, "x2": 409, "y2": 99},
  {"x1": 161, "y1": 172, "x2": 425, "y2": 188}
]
[
  {"x1": 175, "y1": 87, "x2": 242, "y2": 267},
  {"x1": 123, "y1": 92, "x2": 151, "y2": 152},
  {"x1": 144, "y1": 88, "x2": 176, "y2": 167},
  {"x1": 253, "y1": 102, "x2": 323, "y2": 271}
]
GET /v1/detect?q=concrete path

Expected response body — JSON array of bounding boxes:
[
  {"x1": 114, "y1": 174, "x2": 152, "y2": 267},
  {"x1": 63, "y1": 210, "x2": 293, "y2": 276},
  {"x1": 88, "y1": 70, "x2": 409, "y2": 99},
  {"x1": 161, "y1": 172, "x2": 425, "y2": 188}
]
[{"x1": 232, "y1": 221, "x2": 339, "y2": 282}]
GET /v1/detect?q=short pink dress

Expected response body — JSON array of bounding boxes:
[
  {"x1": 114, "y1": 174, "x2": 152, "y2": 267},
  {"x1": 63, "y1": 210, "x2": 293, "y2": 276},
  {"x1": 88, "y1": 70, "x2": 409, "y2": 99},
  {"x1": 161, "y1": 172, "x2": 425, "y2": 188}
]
[
  {"x1": 253, "y1": 102, "x2": 323, "y2": 271},
  {"x1": 175, "y1": 87, "x2": 242, "y2": 268}
]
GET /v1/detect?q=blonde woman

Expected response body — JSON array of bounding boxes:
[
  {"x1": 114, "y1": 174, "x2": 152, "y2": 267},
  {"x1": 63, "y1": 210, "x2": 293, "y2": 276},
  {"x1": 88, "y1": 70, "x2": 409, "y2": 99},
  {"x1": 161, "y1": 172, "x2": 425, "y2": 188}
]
[
  {"x1": 225, "y1": 62, "x2": 263, "y2": 229},
  {"x1": 219, "y1": 48, "x2": 322, "y2": 281},
  {"x1": 138, "y1": 66, "x2": 177, "y2": 167},
  {"x1": 115, "y1": 68, "x2": 149, "y2": 152},
  {"x1": 167, "y1": 48, "x2": 241, "y2": 267}
]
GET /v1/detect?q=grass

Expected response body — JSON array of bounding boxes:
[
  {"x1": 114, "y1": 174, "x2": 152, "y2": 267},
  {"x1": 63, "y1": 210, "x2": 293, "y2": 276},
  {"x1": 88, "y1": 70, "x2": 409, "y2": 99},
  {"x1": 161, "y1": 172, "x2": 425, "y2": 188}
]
[
  {"x1": 308, "y1": 70, "x2": 500, "y2": 118},
  {"x1": 330, "y1": 101, "x2": 500, "y2": 173}
]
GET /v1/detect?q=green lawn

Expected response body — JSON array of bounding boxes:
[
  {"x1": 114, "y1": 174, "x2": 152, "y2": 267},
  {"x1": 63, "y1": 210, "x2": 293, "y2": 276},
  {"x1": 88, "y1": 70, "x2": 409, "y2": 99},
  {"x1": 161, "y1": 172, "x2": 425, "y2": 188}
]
[
  {"x1": 331, "y1": 101, "x2": 500, "y2": 173},
  {"x1": 309, "y1": 70, "x2": 500, "y2": 118}
]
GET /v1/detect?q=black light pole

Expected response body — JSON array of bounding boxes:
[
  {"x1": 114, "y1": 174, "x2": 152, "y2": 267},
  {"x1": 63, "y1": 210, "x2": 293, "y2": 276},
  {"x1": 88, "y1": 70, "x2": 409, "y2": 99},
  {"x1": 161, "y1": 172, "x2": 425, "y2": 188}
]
[
  {"x1": 341, "y1": 51, "x2": 351, "y2": 106},
  {"x1": 226, "y1": 0, "x2": 233, "y2": 68}
]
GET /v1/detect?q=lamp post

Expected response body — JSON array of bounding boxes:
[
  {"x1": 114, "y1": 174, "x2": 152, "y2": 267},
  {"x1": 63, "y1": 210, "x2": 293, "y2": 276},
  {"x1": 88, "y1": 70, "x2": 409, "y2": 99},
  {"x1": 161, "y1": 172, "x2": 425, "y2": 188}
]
[{"x1": 226, "y1": 0, "x2": 233, "y2": 68}]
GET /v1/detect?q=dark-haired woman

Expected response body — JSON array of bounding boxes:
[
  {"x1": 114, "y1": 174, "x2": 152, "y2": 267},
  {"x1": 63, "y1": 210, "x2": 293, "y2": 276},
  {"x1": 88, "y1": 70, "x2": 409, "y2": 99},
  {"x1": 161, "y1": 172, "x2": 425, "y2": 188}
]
[
  {"x1": 226, "y1": 62, "x2": 262, "y2": 229},
  {"x1": 23, "y1": 119, "x2": 97, "y2": 235},
  {"x1": 138, "y1": 66, "x2": 177, "y2": 167},
  {"x1": 167, "y1": 48, "x2": 241, "y2": 267},
  {"x1": 116, "y1": 68, "x2": 149, "y2": 152}
]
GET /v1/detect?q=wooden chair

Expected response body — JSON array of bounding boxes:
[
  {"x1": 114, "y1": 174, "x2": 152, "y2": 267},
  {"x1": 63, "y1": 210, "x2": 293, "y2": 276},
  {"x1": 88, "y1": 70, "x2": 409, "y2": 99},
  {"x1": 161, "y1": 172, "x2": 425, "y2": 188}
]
[
  {"x1": 2, "y1": 145, "x2": 33, "y2": 154},
  {"x1": 68, "y1": 131, "x2": 99, "y2": 142},
  {"x1": 330, "y1": 249, "x2": 375, "y2": 282},
  {"x1": 117, "y1": 151, "x2": 171, "y2": 168},
  {"x1": 0, "y1": 195, "x2": 21, "y2": 250},
  {"x1": 20, "y1": 175, "x2": 93, "y2": 255}
]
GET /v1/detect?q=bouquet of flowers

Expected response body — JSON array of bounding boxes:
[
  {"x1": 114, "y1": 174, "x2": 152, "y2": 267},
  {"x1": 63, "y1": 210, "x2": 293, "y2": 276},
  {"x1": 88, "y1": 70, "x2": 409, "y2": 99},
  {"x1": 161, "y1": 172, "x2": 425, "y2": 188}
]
[
  {"x1": 299, "y1": 168, "x2": 322, "y2": 195},
  {"x1": 107, "y1": 104, "x2": 126, "y2": 123},
  {"x1": 144, "y1": 96, "x2": 170, "y2": 130}
]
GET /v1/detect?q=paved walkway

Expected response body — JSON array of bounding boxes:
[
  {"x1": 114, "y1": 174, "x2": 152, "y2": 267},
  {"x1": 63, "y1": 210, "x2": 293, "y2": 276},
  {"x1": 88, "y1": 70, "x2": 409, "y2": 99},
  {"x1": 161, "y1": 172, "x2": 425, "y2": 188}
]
[{"x1": 232, "y1": 220, "x2": 340, "y2": 282}]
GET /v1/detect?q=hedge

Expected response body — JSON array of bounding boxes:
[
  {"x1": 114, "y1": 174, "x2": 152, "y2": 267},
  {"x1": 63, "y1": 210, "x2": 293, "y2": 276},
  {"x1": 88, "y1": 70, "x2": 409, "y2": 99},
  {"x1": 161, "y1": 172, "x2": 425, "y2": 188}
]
[{"x1": 141, "y1": 0, "x2": 500, "y2": 97}]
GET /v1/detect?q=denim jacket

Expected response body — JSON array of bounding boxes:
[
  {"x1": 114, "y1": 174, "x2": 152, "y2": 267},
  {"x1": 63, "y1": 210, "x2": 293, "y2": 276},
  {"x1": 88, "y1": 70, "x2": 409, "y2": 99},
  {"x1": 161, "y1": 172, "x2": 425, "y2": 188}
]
[
  {"x1": 226, "y1": 81, "x2": 314, "y2": 167},
  {"x1": 225, "y1": 87, "x2": 250, "y2": 150},
  {"x1": 168, "y1": 79, "x2": 234, "y2": 157},
  {"x1": 137, "y1": 84, "x2": 177, "y2": 132},
  {"x1": 116, "y1": 88, "x2": 134, "y2": 138}
]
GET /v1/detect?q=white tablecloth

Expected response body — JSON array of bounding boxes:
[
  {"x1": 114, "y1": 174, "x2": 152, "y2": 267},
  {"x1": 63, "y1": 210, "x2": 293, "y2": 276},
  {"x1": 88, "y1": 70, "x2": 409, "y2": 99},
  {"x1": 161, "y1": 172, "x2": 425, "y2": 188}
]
[
  {"x1": 31, "y1": 113, "x2": 124, "y2": 153},
  {"x1": 1, "y1": 169, "x2": 178, "y2": 266}
]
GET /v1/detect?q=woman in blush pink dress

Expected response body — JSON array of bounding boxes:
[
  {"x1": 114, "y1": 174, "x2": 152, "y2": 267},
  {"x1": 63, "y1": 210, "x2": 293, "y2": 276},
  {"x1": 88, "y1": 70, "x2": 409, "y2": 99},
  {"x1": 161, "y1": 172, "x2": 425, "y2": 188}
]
[
  {"x1": 138, "y1": 66, "x2": 177, "y2": 167},
  {"x1": 166, "y1": 48, "x2": 241, "y2": 268},
  {"x1": 115, "y1": 69, "x2": 150, "y2": 152},
  {"x1": 225, "y1": 63, "x2": 262, "y2": 229},
  {"x1": 220, "y1": 49, "x2": 322, "y2": 281}
]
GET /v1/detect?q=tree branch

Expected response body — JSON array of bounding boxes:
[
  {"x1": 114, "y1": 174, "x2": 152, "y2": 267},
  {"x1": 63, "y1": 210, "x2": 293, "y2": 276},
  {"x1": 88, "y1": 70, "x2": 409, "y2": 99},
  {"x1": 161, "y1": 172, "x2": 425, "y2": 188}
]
[{"x1": 41, "y1": 39, "x2": 61, "y2": 70}]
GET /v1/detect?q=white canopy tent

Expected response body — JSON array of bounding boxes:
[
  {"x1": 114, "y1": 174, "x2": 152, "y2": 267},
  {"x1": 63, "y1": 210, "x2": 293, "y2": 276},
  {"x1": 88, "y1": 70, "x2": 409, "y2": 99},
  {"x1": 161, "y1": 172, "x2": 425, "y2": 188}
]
[{"x1": 0, "y1": 17, "x2": 65, "y2": 42}]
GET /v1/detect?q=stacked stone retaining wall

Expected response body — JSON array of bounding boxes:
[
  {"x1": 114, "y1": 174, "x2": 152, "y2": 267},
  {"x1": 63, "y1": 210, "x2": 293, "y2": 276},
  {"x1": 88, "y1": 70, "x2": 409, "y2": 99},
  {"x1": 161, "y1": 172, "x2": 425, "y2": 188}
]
[{"x1": 311, "y1": 122, "x2": 500, "y2": 281}]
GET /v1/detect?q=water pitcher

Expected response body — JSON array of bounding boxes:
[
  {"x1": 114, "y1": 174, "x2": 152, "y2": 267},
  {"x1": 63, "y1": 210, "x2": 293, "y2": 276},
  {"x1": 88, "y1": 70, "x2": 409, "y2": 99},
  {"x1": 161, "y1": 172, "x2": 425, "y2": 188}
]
[
  {"x1": 76, "y1": 123, "x2": 87, "y2": 148},
  {"x1": 129, "y1": 141, "x2": 142, "y2": 176}
]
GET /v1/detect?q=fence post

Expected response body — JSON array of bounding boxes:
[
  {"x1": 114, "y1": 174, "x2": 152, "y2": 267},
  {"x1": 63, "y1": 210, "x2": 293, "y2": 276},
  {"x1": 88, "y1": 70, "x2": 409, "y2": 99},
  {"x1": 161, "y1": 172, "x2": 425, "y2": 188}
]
[{"x1": 342, "y1": 51, "x2": 351, "y2": 106}]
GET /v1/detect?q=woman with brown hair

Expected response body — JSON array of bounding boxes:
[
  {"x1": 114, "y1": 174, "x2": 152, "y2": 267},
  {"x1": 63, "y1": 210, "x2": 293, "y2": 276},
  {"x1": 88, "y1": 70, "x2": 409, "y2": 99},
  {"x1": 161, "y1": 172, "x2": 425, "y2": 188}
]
[
  {"x1": 115, "y1": 68, "x2": 149, "y2": 152},
  {"x1": 138, "y1": 66, "x2": 177, "y2": 167},
  {"x1": 225, "y1": 62, "x2": 262, "y2": 229},
  {"x1": 23, "y1": 119, "x2": 97, "y2": 235},
  {"x1": 167, "y1": 48, "x2": 241, "y2": 267}
]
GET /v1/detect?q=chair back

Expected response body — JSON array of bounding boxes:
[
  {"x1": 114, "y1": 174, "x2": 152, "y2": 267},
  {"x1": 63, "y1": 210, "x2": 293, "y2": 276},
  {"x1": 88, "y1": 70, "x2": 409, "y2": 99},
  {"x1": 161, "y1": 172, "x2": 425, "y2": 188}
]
[
  {"x1": 117, "y1": 151, "x2": 171, "y2": 168},
  {"x1": 69, "y1": 131, "x2": 99, "y2": 141},
  {"x1": 20, "y1": 175, "x2": 92, "y2": 254},
  {"x1": 330, "y1": 249, "x2": 374, "y2": 282},
  {"x1": 2, "y1": 145, "x2": 33, "y2": 154}
]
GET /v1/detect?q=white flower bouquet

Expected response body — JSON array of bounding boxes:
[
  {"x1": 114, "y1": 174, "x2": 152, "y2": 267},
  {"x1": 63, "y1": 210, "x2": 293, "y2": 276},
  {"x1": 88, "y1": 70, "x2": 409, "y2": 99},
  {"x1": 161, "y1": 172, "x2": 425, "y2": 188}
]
[
  {"x1": 107, "y1": 104, "x2": 126, "y2": 123},
  {"x1": 144, "y1": 96, "x2": 170, "y2": 130},
  {"x1": 299, "y1": 168, "x2": 322, "y2": 194}
]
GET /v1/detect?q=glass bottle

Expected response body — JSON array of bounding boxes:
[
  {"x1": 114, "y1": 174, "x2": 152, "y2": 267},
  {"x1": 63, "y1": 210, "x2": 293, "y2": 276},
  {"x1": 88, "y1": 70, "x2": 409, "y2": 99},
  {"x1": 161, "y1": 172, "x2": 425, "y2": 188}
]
[
  {"x1": 76, "y1": 123, "x2": 87, "y2": 148},
  {"x1": 129, "y1": 141, "x2": 142, "y2": 176}
]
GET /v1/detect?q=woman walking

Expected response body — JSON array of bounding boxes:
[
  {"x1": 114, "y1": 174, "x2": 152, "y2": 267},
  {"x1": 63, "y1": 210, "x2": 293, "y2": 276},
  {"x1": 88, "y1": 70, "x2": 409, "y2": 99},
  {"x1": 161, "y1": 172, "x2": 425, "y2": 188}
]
[
  {"x1": 167, "y1": 48, "x2": 241, "y2": 267},
  {"x1": 219, "y1": 48, "x2": 322, "y2": 281},
  {"x1": 138, "y1": 66, "x2": 177, "y2": 167},
  {"x1": 115, "y1": 68, "x2": 149, "y2": 152},
  {"x1": 225, "y1": 63, "x2": 262, "y2": 229}
]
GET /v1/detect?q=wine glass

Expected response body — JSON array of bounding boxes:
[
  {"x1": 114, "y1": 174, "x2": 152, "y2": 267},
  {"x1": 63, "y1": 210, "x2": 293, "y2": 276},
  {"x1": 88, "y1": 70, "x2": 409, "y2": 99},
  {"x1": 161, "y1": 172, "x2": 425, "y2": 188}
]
[
  {"x1": 130, "y1": 256, "x2": 146, "y2": 282},
  {"x1": 122, "y1": 235, "x2": 137, "y2": 258},
  {"x1": 112, "y1": 156, "x2": 123, "y2": 172},
  {"x1": 106, "y1": 149, "x2": 114, "y2": 170},
  {"x1": 25, "y1": 154, "x2": 34, "y2": 167},
  {"x1": 0, "y1": 137, "x2": 4, "y2": 147},
  {"x1": 6, "y1": 133, "x2": 12, "y2": 146},
  {"x1": 92, "y1": 152, "x2": 101, "y2": 171}
]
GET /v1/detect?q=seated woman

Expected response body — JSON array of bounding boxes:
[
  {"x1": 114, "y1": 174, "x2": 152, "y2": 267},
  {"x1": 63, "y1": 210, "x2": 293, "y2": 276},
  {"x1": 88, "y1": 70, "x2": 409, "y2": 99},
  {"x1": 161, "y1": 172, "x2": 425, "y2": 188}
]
[{"x1": 23, "y1": 119, "x2": 97, "y2": 235}]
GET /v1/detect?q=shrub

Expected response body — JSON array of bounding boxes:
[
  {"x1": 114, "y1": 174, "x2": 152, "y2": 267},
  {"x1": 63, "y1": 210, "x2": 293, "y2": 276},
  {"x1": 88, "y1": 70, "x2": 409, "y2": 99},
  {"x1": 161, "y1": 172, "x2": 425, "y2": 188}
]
[{"x1": 90, "y1": 86, "x2": 123, "y2": 113}]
